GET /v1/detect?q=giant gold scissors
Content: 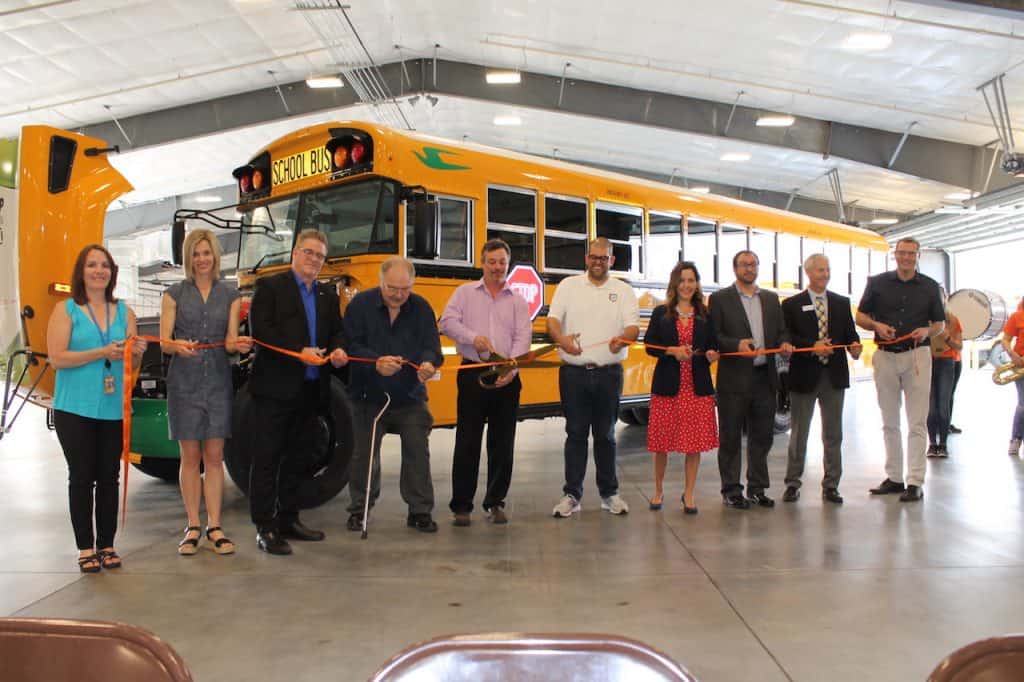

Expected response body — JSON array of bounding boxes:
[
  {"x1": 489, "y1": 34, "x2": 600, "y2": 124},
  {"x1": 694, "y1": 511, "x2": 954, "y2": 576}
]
[{"x1": 477, "y1": 343, "x2": 562, "y2": 388}]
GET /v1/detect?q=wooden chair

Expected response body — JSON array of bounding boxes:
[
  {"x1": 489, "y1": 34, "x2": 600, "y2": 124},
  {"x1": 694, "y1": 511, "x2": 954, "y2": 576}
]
[
  {"x1": 0, "y1": 618, "x2": 193, "y2": 682},
  {"x1": 371, "y1": 632, "x2": 698, "y2": 681},
  {"x1": 929, "y1": 634, "x2": 1024, "y2": 681}
]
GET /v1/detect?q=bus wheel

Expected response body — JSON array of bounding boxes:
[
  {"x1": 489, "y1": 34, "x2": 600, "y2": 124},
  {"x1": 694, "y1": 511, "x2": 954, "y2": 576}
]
[
  {"x1": 131, "y1": 457, "x2": 180, "y2": 482},
  {"x1": 619, "y1": 406, "x2": 649, "y2": 426},
  {"x1": 224, "y1": 377, "x2": 354, "y2": 508}
]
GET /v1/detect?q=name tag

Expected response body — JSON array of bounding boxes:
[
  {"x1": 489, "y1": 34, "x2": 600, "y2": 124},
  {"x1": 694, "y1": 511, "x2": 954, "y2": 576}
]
[{"x1": 801, "y1": 304, "x2": 815, "y2": 312}]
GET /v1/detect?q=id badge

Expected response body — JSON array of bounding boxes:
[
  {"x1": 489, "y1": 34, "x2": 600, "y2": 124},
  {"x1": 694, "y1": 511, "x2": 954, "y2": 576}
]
[{"x1": 103, "y1": 374, "x2": 116, "y2": 395}]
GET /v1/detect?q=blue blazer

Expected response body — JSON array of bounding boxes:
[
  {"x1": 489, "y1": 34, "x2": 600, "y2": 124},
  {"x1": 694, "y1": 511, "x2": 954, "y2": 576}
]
[{"x1": 644, "y1": 304, "x2": 717, "y2": 397}]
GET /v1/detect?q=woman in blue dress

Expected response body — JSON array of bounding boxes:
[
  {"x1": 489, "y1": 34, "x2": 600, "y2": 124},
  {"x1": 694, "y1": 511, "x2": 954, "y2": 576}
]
[
  {"x1": 161, "y1": 229, "x2": 252, "y2": 555},
  {"x1": 46, "y1": 244, "x2": 147, "y2": 572}
]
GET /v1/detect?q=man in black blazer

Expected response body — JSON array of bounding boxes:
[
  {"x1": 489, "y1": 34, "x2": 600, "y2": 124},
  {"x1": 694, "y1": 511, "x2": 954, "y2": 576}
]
[
  {"x1": 781, "y1": 254, "x2": 862, "y2": 505},
  {"x1": 246, "y1": 229, "x2": 348, "y2": 555},
  {"x1": 709, "y1": 250, "x2": 793, "y2": 509}
]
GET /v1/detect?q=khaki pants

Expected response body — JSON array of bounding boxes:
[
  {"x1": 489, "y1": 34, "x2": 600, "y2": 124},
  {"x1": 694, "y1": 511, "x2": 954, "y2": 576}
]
[{"x1": 872, "y1": 347, "x2": 932, "y2": 487}]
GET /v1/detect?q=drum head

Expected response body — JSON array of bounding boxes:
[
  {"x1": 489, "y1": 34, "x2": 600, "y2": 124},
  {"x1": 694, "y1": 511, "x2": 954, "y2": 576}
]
[{"x1": 948, "y1": 289, "x2": 1007, "y2": 340}]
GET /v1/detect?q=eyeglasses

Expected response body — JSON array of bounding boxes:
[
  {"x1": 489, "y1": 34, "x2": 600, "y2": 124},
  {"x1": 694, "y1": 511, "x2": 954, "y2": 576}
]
[
  {"x1": 298, "y1": 247, "x2": 327, "y2": 262},
  {"x1": 894, "y1": 250, "x2": 919, "y2": 257},
  {"x1": 587, "y1": 255, "x2": 610, "y2": 263},
  {"x1": 382, "y1": 283, "x2": 412, "y2": 295},
  {"x1": 736, "y1": 261, "x2": 758, "y2": 269}
]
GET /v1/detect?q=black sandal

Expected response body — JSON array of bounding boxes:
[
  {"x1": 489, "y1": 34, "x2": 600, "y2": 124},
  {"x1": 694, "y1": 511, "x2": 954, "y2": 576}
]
[
  {"x1": 97, "y1": 549, "x2": 122, "y2": 570},
  {"x1": 205, "y1": 526, "x2": 236, "y2": 555},
  {"x1": 78, "y1": 553, "x2": 101, "y2": 574},
  {"x1": 178, "y1": 525, "x2": 201, "y2": 556}
]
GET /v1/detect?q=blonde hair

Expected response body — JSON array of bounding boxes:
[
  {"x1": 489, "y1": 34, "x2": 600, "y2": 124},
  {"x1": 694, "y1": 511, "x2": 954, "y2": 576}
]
[{"x1": 182, "y1": 228, "x2": 222, "y2": 281}]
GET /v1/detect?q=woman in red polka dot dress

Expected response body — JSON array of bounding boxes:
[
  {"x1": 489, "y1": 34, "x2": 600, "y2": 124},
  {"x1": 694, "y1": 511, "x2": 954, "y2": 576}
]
[{"x1": 645, "y1": 261, "x2": 719, "y2": 514}]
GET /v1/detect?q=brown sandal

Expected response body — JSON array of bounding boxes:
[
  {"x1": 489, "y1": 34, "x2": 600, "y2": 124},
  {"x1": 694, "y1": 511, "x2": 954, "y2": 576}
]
[
  {"x1": 97, "y1": 549, "x2": 122, "y2": 570},
  {"x1": 205, "y1": 526, "x2": 235, "y2": 555},
  {"x1": 178, "y1": 526, "x2": 201, "y2": 556},
  {"x1": 78, "y1": 553, "x2": 101, "y2": 573}
]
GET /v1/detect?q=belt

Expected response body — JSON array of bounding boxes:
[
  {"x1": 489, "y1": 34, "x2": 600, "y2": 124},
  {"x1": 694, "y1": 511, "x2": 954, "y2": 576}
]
[
  {"x1": 880, "y1": 346, "x2": 913, "y2": 354},
  {"x1": 566, "y1": 362, "x2": 618, "y2": 370}
]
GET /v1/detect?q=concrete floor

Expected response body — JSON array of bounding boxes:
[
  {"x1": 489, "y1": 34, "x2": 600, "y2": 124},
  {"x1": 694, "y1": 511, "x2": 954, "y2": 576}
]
[{"x1": 1, "y1": 369, "x2": 1023, "y2": 681}]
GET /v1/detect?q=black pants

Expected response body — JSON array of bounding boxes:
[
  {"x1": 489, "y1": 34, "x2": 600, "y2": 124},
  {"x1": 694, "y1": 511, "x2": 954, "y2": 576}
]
[
  {"x1": 449, "y1": 366, "x2": 521, "y2": 514},
  {"x1": 717, "y1": 367, "x2": 776, "y2": 496},
  {"x1": 559, "y1": 364, "x2": 623, "y2": 500},
  {"x1": 248, "y1": 383, "x2": 322, "y2": 529},
  {"x1": 53, "y1": 410, "x2": 122, "y2": 550}
]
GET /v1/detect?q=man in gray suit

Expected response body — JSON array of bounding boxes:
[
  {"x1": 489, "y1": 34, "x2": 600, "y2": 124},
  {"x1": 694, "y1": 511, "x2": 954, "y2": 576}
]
[{"x1": 709, "y1": 250, "x2": 793, "y2": 509}]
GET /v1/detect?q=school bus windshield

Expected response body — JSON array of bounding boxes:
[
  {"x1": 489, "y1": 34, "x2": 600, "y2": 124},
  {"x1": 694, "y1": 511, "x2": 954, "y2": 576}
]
[{"x1": 238, "y1": 178, "x2": 399, "y2": 270}]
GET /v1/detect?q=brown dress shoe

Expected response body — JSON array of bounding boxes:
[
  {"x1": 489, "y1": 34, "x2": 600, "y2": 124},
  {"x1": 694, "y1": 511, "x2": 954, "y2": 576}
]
[
  {"x1": 487, "y1": 507, "x2": 508, "y2": 524},
  {"x1": 453, "y1": 512, "x2": 471, "y2": 527}
]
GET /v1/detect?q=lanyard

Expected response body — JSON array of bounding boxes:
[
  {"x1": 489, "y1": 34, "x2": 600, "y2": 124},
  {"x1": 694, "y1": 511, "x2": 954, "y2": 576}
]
[{"x1": 86, "y1": 302, "x2": 113, "y2": 369}]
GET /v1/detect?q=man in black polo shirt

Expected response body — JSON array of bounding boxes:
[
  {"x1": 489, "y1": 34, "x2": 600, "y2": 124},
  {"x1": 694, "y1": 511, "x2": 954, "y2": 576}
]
[
  {"x1": 856, "y1": 237, "x2": 945, "y2": 502},
  {"x1": 343, "y1": 256, "x2": 443, "y2": 532}
]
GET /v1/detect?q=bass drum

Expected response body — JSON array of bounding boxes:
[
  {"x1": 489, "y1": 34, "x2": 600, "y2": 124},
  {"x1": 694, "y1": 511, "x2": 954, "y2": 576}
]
[{"x1": 947, "y1": 289, "x2": 1007, "y2": 340}]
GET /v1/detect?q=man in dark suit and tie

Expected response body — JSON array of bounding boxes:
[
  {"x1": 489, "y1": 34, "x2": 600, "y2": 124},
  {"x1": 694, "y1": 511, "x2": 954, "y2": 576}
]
[
  {"x1": 709, "y1": 250, "x2": 793, "y2": 509},
  {"x1": 246, "y1": 229, "x2": 349, "y2": 555},
  {"x1": 781, "y1": 254, "x2": 862, "y2": 505}
]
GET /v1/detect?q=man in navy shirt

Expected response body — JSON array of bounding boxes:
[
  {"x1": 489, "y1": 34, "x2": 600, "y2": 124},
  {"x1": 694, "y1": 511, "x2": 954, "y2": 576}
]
[{"x1": 344, "y1": 256, "x2": 443, "y2": 532}]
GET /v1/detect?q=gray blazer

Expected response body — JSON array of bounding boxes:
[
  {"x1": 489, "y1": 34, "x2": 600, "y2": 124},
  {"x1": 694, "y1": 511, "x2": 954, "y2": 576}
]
[{"x1": 708, "y1": 283, "x2": 788, "y2": 394}]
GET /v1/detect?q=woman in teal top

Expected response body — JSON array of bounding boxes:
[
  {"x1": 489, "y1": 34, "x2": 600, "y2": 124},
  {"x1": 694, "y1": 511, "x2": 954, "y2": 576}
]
[{"x1": 46, "y1": 244, "x2": 146, "y2": 573}]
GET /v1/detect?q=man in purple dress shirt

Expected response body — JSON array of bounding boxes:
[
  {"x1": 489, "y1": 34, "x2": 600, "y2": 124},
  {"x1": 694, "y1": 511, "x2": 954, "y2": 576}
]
[{"x1": 439, "y1": 239, "x2": 532, "y2": 526}]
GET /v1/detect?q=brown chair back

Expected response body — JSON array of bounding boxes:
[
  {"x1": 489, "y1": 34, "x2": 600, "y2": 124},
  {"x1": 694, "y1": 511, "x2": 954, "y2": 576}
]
[
  {"x1": 0, "y1": 617, "x2": 193, "y2": 682},
  {"x1": 929, "y1": 634, "x2": 1024, "y2": 681},
  {"x1": 370, "y1": 632, "x2": 698, "y2": 681}
]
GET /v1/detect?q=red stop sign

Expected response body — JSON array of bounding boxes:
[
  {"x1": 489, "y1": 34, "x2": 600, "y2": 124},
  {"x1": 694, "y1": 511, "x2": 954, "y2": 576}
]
[{"x1": 507, "y1": 265, "x2": 544, "y2": 320}]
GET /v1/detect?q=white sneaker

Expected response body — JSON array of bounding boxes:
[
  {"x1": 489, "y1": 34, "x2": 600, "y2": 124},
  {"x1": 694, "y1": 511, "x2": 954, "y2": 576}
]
[
  {"x1": 601, "y1": 494, "x2": 629, "y2": 515},
  {"x1": 552, "y1": 494, "x2": 581, "y2": 517},
  {"x1": 1010, "y1": 439, "x2": 1022, "y2": 456}
]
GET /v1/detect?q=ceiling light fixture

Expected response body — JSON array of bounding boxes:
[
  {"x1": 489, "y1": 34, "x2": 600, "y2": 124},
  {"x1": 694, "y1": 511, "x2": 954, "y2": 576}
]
[
  {"x1": 493, "y1": 115, "x2": 522, "y2": 126},
  {"x1": 756, "y1": 115, "x2": 795, "y2": 127},
  {"x1": 485, "y1": 70, "x2": 521, "y2": 85},
  {"x1": 689, "y1": 186, "x2": 711, "y2": 194},
  {"x1": 943, "y1": 191, "x2": 976, "y2": 201},
  {"x1": 870, "y1": 217, "x2": 899, "y2": 225},
  {"x1": 720, "y1": 152, "x2": 751, "y2": 162},
  {"x1": 305, "y1": 75, "x2": 344, "y2": 89},
  {"x1": 842, "y1": 32, "x2": 893, "y2": 51}
]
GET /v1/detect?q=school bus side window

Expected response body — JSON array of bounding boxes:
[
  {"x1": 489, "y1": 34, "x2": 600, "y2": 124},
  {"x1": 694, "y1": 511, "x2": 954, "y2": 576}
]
[
  {"x1": 596, "y1": 203, "x2": 642, "y2": 276},
  {"x1": 544, "y1": 194, "x2": 587, "y2": 272},
  {"x1": 406, "y1": 195, "x2": 472, "y2": 262},
  {"x1": 487, "y1": 187, "x2": 536, "y2": 266}
]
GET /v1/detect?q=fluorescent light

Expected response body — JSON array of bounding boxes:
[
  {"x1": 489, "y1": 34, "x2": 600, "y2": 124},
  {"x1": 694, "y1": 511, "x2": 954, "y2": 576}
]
[
  {"x1": 944, "y1": 191, "x2": 976, "y2": 201},
  {"x1": 0, "y1": 161, "x2": 11, "y2": 174},
  {"x1": 305, "y1": 75, "x2": 344, "y2": 88},
  {"x1": 194, "y1": 195, "x2": 222, "y2": 203},
  {"x1": 720, "y1": 152, "x2": 751, "y2": 162},
  {"x1": 756, "y1": 115, "x2": 795, "y2": 127},
  {"x1": 486, "y1": 70, "x2": 521, "y2": 85},
  {"x1": 842, "y1": 32, "x2": 892, "y2": 51},
  {"x1": 493, "y1": 115, "x2": 522, "y2": 126},
  {"x1": 870, "y1": 218, "x2": 899, "y2": 225},
  {"x1": 689, "y1": 186, "x2": 711, "y2": 194}
]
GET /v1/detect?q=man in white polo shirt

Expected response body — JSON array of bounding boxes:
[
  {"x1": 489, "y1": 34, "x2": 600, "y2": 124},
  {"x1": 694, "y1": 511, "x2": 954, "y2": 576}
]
[{"x1": 547, "y1": 237, "x2": 640, "y2": 517}]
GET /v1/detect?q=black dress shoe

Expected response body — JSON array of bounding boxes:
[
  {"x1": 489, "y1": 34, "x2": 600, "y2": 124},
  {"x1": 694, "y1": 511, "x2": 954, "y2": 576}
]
[
  {"x1": 346, "y1": 513, "x2": 364, "y2": 532},
  {"x1": 782, "y1": 486, "x2": 800, "y2": 502},
  {"x1": 256, "y1": 528, "x2": 292, "y2": 555},
  {"x1": 822, "y1": 488, "x2": 844, "y2": 504},
  {"x1": 899, "y1": 485, "x2": 923, "y2": 502},
  {"x1": 869, "y1": 478, "x2": 905, "y2": 495},
  {"x1": 722, "y1": 494, "x2": 750, "y2": 509},
  {"x1": 747, "y1": 492, "x2": 775, "y2": 508},
  {"x1": 949, "y1": 424, "x2": 962, "y2": 434},
  {"x1": 407, "y1": 513, "x2": 438, "y2": 533},
  {"x1": 279, "y1": 518, "x2": 326, "y2": 541},
  {"x1": 926, "y1": 444, "x2": 939, "y2": 456}
]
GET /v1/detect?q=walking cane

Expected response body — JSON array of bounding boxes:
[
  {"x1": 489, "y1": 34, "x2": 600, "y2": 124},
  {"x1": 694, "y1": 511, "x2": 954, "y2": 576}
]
[{"x1": 361, "y1": 392, "x2": 391, "y2": 540}]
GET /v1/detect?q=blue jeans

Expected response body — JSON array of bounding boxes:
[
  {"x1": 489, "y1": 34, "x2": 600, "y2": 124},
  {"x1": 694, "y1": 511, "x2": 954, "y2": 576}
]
[
  {"x1": 1014, "y1": 378, "x2": 1024, "y2": 440},
  {"x1": 927, "y1": 357, "x2": 955, "y2": 446},
  {"x1": 559, "y1": 364, "x2": 623, "y2": 500}
]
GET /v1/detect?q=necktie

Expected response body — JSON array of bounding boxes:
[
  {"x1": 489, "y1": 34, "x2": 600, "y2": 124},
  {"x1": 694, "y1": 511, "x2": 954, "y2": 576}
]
[{"x1": 814, "y1": 296, "x2": 828, "y2": 365}]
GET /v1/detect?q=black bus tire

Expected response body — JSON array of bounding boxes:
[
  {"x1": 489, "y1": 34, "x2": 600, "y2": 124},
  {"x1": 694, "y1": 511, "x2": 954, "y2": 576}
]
[
  {"x1": 131, "y1": 457, "x2": 180, "y2": 482},
  {"x1": 224, "y1": 377, "x2": 354, "y2": 509}
]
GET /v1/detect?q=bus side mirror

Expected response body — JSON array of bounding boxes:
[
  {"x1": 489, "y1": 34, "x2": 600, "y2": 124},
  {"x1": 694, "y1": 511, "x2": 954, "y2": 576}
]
[
  {"x1": 171, "y1": 220, "x2": 185, "y2": 266},
  {"x1": 410, "y1": 198, "x2": 438, "y2": 260}
]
